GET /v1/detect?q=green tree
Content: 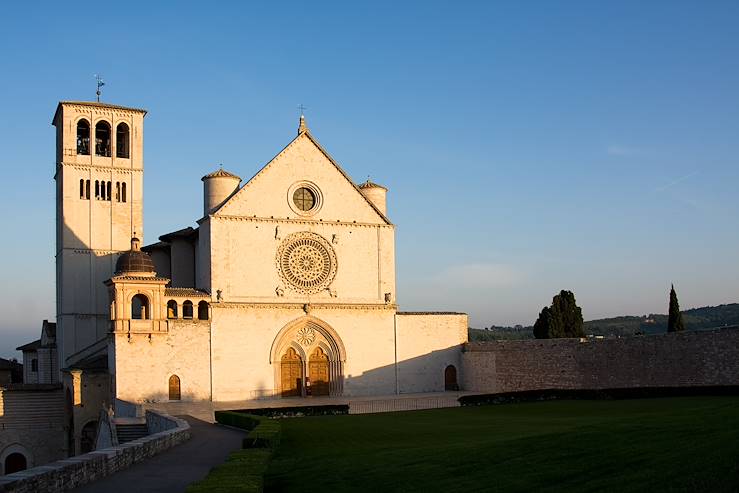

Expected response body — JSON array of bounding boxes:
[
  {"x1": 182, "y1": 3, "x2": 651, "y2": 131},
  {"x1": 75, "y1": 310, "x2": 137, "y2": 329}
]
[
  {"x1": 533, "y1": 290, "x2": 585, "y2": 339},
  {"x1": 667, "y1": 284, "x2": 685, "y2": 332}
]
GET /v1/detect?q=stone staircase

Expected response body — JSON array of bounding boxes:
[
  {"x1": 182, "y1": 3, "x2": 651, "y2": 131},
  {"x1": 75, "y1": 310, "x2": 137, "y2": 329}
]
[{"x1": 116, "y1": 422, "x2": 148, "y2": 444}]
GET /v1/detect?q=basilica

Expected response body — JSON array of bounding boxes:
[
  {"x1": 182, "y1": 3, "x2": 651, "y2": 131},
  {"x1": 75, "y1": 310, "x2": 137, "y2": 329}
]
[{"x1": 27, "y1": 100, "x2": 469, "y2": 454}]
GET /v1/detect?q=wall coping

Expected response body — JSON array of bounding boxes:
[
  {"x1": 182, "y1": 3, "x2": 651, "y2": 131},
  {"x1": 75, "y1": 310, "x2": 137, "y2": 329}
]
[
  {"x1": 464, "y1": 326, "x2": 739, "y2": 351},
  {"x1": 0, "y1": 411, "x2": 190, "y2": 493}
]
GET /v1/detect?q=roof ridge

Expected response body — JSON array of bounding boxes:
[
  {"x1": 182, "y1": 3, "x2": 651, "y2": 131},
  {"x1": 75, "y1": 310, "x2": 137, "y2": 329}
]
[{"x1": 214, "y1": 130, "x2": 391, "y2": 225}]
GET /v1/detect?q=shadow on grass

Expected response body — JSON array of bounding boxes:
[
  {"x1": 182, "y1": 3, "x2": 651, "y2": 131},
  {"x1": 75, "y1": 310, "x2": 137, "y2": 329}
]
[{"x1": 264, "y1": 397, "x2": 739, "y2": 493}]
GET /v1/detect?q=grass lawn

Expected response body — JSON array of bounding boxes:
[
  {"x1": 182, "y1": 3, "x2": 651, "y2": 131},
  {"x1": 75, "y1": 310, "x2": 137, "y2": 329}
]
[{"x1": 264, "y1": 397, "x2": 739, "y2": 492}]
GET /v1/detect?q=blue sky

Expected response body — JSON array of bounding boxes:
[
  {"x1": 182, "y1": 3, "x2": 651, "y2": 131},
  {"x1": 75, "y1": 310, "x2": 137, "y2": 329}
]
[{"x1": 1, "y1": 1, "x2": 738, "y2": 358}]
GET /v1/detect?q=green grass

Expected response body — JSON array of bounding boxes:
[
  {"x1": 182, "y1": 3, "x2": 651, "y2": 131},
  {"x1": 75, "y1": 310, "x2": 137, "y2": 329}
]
[{"x1": 264, "y1": 397, "x2": 739, "y2": 492}]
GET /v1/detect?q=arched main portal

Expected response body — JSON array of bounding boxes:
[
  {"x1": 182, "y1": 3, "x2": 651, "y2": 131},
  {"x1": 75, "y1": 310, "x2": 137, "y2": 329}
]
[{"x1": 271, "y1": 316, "x2": 346, "y2": 398}]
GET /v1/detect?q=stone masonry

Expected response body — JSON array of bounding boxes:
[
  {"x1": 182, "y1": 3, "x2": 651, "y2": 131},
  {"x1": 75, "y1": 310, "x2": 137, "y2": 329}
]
[{"x1": 462, "y1": 328, "x2": 739, "y2": 393}]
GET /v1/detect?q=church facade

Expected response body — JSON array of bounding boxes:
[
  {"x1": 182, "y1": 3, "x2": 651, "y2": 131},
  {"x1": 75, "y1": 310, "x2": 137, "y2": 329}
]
[{"x1": 51, "y1": 101, "x2": 467, "y2": 417}]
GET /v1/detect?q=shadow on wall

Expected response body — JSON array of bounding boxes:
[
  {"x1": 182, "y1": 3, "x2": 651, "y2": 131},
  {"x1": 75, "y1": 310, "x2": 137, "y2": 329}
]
[
  {"x1": 343, "y1": 345, "x2": 464, "y2": 396},
  {"x1": 120, "y1": 344, "x2": 466, "y2": 406}
]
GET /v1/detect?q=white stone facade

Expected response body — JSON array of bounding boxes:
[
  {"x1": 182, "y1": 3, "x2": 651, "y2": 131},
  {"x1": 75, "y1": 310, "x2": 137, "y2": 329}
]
[{"x1": 52, "y1": 102, "x2": 467, "y2": 408}]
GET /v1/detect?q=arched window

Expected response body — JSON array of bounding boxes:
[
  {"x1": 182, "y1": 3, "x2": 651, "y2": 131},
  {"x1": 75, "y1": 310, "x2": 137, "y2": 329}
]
[
  {"x1": 85, "y1": 180, "x2": 90, "y2": 199},
  {"x1": 197, "y1": 301, "x2": 209, "y2": 320},
  {"x1": 167, "y1": 300, "x2": 178, "y2": 319},
  {"x1": 80, "y1": 179, "x2": 85, "y2": 199},
  {"x1": 444, "y1": 365, "x2": 458, "y2": 391},
  {"x1": 76, "y1": 119, "x2": 90, "y2": 155},
  {"x1": 131, "y1": 294, "x2": 150, "y2": 320},
  {"x1": 168, "y1": 375, "x2": 181, "y2": 400},
  {"x1": 106, "y1": 181, "x2": 112, "y2": 201},
  {"x1": 80, "y1": 420, "x2": 98, "y2": 454},
  {"x1": 122, "y1": 182, "x2": 127, "y2": 203},
  {"x1": 182, "y1": 300, "x2": 193, "y2": 319},
  {"x1": 100, "y1": 181, "x2": 106, "y2": 200},
  {"x1": 116, "y1": 182, "x2": 121, "y2": 202},
  {"x1": 95, "y1": 180, "x2": 100, "y2": 199},
  {"x1": 116, "y1": 123, "x2": 130, "y2": 158},
  {"x1": 4, "y1": 453, "x2": 27, "y2": 474},
  {"x1": 95, "y1": 121, "x2": 111, "y2": 157}
]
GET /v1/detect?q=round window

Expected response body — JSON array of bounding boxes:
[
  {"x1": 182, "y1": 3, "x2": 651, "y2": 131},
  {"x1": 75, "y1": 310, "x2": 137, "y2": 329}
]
[{"x1": 293, "y1": 187, "x2": 316, "y2": 211}]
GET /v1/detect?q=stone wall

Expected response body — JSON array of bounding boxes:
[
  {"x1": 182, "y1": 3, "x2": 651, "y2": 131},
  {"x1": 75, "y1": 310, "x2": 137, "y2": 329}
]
[
  {"x1": 0, "y1": 411, "x2": 189, "y2": 493},
  {"x1": 396, "y1": 313, "x2": 468, "y2": 393},
  {"x1": 462, "y1": 328, "x2": 739, "y2": 393},
  {"x1": 0, "y1": 385, "x2": 66, "y2": 473}
]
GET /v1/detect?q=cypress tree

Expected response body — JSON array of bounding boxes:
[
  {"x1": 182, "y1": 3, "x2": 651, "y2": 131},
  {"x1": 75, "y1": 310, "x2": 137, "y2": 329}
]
[
  {"x1": 533, "y1": 290, "x2": 585, "y2": 339},
  {"x1": 667, "y1": 284, "x2": 685, "y2": 332}
]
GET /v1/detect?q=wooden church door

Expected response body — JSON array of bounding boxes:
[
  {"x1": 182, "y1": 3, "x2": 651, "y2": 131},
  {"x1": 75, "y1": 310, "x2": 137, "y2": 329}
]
[
  {"x1": 309, "y1": 347, "x2": 330, "y2": 396},
  {"x1": 281, "y1": 347, "x2": 303, "y2": 397}
]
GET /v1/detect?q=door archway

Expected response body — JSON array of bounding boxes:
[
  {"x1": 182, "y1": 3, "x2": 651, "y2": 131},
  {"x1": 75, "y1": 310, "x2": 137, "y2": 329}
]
[
  {"x1": 281, "y1": 347, "x2": 303, "y2": 397},
  {"x1": 4, "y1": 453, "x2": 27, "y2": 474},
  {"x1": 444, "y1": 365, "x2": 459, "y2": 391},
  {"x1": 309, "y1": 347, "x2": 330, "y2": 396},
  {"x1": 271, "y1": 316, "x2": 346, "y2": 397}
]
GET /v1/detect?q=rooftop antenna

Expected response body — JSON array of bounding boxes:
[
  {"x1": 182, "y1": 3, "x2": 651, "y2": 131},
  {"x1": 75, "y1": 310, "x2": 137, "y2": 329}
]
[{"x1": 95, "y1": 74, "x2": 105, "y2": 102}]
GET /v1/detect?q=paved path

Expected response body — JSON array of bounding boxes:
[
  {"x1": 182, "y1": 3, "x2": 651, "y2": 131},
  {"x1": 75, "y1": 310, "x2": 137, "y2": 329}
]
[{"x1": 72, "y1": 417, "x2": 246, "y2": 493}]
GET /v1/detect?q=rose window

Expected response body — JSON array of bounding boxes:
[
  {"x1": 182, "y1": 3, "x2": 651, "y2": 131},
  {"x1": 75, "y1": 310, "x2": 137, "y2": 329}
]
[
  {"x1": 296, "y1": 327, "x2": 316, "y2": 346},
  {"x1": 277, "y1": 232, "x2": 337, "y2": 294}
]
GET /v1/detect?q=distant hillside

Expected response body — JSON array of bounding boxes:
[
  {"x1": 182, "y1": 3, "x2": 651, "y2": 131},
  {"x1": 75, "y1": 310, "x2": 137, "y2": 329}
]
[
  {"x1": 584, "y1": 303, "x2": 739, "y2": 337},
  {"x1": 470, "y1": 303, "x2": 739, "y2": 341}
]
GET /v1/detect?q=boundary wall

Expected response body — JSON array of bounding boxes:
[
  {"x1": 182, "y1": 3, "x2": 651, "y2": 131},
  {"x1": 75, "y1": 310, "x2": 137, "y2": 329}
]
[
  {"x1": 0, "y1": 411, "x2": 190, "y2": 493},
  {"x1": 462, "y1": 328, "x2": 739, "y2": 393}
]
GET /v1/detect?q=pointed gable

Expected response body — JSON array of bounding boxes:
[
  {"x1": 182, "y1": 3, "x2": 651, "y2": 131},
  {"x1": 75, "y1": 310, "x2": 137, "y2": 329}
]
[{"x1": 215, "y1": 131, "x2": 391, "y2": 225}]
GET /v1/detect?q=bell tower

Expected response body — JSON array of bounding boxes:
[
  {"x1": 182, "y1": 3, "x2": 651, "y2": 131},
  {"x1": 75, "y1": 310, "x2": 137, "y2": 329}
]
[{"x1": 52, "y1": 101, "x2": 147, "y2": 367}]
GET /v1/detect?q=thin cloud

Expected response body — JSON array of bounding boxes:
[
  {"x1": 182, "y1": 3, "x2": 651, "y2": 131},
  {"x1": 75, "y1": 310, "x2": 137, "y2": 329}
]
[
  {"x1": 607, "y1": 145, "x2": 643, "y2": 157},
  {"x1": 654, "y1": 171, "x2": 698, "y2": 193},
  {"x1": 431, "y1": 262, "x2": 525, "y2": 288}
]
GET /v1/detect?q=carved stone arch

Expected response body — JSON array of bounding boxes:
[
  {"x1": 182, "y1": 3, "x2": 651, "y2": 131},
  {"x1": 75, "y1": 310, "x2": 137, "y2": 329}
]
[
  {"x1": 269, "y1": 315, "x2": 346, "y2": 364},
  {"x1": 315, "y1": 340, "x2": 333, "y2": 358},
  {"x1": 270, "y1": 315, "x2": 345, "y2": 397},
  {"x1": 0, "y1": 443, "x2": 33, "y2": 474},
  {"x1": 284, "y1": 340, "x2": 308, "y2": 362}
]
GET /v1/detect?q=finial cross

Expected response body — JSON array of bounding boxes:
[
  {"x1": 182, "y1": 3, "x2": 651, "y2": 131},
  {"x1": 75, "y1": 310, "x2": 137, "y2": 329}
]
[{"x1": 297, "y1": 104, "x2": 307, "y2": 116}]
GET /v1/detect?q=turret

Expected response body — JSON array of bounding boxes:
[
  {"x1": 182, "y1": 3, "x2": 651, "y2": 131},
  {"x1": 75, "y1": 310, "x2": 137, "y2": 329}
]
[
  {"x1": 358, "y1": 179, "x2": 388, "y2": 216},
  {"x1": 201, "y1": 167, "x2": 241, "y2": 216}
]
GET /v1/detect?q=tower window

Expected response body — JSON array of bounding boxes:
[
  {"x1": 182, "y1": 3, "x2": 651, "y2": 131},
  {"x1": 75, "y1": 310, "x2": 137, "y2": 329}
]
[
  {"x1": 77, "y1": 119, "x2": 90, "y2": 155},
  {"x1": 131, "y1": 294, "x2": 150, "y2": 320},
  {"x1": 95, "y1": 121, "x2": 111, "y2": 157},
  {"x1": 182, "y1": 300, "x2": 193, "y2": 319},
  {"x1": 116, "y1": 182, "x2": 121, "y2": 202},
  {"x1": 95, "y1": 180, "x2": 100, "y2": 200},
  {"x1": 85, "y1": 180, "x2": 90, "y2": 199},
  {"x1": 116, "y1": 123, "x2": 130, "y2": 158},
  {"x1": 167, "y1": 300, "x2": 178, "y2": 319},
  {"x1": 122, "y1": 182, "x2": 127, "y2": 203},
  {"x1": 197, "y1": 301, "x2": 209, "y2": 320},
  {"x1": 107, "y1": 181, "x2": 112, "y2": 201},
  {"x1": 80, "y1": 179, "x2": 85, "y2": 199}
]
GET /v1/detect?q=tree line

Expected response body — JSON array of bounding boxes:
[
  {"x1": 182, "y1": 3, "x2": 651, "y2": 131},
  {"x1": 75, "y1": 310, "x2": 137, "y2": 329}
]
[{"x1": 532, "y1": 286, "x2": 686, "y2": 339}]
